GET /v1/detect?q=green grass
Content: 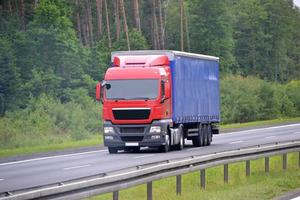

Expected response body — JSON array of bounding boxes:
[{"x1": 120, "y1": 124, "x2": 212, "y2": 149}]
[
  {"x1": 90, "y1": 153, "x2": 300, "y2": 200},
  {"x1": 0, "y1": 135, "x2": 102, "y2": 158},
  {"x1": 220, "y1": 117, "x2": 300, "y2": 130}
]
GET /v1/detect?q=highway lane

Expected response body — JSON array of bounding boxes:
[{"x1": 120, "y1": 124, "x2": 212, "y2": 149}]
[{"x1": 0, "y1": 123, "x2": 299, "y2": 193}]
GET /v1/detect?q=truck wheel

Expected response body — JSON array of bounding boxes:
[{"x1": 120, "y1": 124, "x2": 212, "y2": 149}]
[
  {"x1": 207, "y1": 125, "x2": 212, "y2": 145},
  {"x1": 192, "y1": 123, "x2": 204, "y2": 147},
  {"x1": 108, "y1": 147, "x2": 118, "y2": 154},
  {"x1": 203, "y1": 124, "x2": 208, "y2": 146},
  {"x1": 174, "y1": 125, "x2": 184, "y2": 150},
  {"x1": 159, "y1": 135, "x2": 170, "y2": 153}
]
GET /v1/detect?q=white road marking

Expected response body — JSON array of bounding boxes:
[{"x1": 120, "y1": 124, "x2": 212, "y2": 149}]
[
  {"x1": 230, "y1": 140, "x2": 244, "y2": 144},
  {"x1": 265, "y1": 136, "x2": 276, "y2": 139},
  {"x1": 134, "y1": 155, "x2": 154, "y2": 159},
  {"x1": 0, "y1": 179, "x2": 4, "y2": 181},
  {"x1": 290, "y1": 196, "x2": 300, "y2": 200},
  {"x1": 219, "y1": 123, "x2": 300, "y2": 136},
  {"x1": 293, "y1": 131, "x2": 300, "y2": 134},
  {"x1": 63, "y1": 164, "x2": 91, "y2": 170},
  {"x1": 0, "y1": 150, "x2": 107, "y2": 167}
]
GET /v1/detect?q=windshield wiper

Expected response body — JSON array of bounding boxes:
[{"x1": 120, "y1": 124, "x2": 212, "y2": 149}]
[
  {"x1": 108, "y1": 98, "x2": 127, "y2": 100},
  {"x1": 128, "y1": 97, "x2": 150, "y2": 100}
]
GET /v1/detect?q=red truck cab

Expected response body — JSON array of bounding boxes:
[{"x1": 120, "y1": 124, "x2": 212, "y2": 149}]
[{"x1": 97, "y1": 54, "x2": 174, "y2": 153}]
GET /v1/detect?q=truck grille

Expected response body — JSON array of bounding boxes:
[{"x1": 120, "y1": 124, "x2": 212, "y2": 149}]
[
  {"x1": 120, "y1": 127, "x2": 145, "y2": 134},
  {"x1": 121, "y1": 136, "x2": 144, "y2": 142},
  {"x1": 113, "y1": 109, "x2": 150, "y2": 120}
]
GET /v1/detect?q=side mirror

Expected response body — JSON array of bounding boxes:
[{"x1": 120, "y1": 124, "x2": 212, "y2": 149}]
[
  {"x1": 95, "y1": 82, "x2": 101, "y2": 101},
  {"x1": 165, "y1": 81, "x2": 171, "y2": 99}
]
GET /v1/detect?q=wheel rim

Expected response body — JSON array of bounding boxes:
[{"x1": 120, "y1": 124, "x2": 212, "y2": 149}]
[
  {"x1": 165, "y1": 135, "x2": 170, "y2": 150},
  {"x1": 180, "y1": 135, "x2": 184, "y2": 149}
]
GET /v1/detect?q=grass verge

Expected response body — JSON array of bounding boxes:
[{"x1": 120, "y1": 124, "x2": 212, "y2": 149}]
[
  {"x1": 90, "y1": 153, "x2": 300, "y2": 200},
  {"x1": 0, "y1": 135, "x2": 102, "y2": 158},
  {"x1": 220, "y1": 117, "x2": 300, "y2": 131}
]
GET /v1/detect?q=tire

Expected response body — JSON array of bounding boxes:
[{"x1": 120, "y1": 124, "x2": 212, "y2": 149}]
[
  {"x1": 207, "y1": 125, "x2": 212, "y2": 146},
  {"x1": 203, "y1": 124, "x2": 208, "y2": 146},
  {"x1": 192, "y1": 123, "x2": 204, "y2": 147},
  {"x1": 108, "y1": 147, "x2": 118, "y2": 154},
  {"x1": 159, "y1": 135, "x2": 170, "y2": 153},
  {"x1": 174, "y1": 125, "x2": 184, "y2": 150}
]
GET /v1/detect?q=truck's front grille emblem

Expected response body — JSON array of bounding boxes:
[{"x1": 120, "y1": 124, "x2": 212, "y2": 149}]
[{"x1": 112, "y1": 108, "x2": 150, "y2": 120}]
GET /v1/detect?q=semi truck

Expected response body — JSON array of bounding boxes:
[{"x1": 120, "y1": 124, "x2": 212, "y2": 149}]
[{"x1": 96, "y1": 50, "x2": 220, "y2": 154}]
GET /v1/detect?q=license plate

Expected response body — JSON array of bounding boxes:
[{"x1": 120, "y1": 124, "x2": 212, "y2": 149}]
[{"x1": 125, "y1": 142, "x2": 139, "y2": 147}]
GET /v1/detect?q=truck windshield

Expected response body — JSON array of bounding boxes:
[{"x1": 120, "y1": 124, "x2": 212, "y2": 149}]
[{"x1": 105, "y1": 79, "x2": 159, "y2": 100}]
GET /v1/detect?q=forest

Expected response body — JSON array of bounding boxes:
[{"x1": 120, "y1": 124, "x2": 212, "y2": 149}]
[{"x1": 0, "y1": 0, "x2": 300, "y2": 149}]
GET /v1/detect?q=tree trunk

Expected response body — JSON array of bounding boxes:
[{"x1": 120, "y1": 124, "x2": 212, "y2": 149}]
[
  {"x1": 158, "y1": 0, "x2": 165, "y2": 49},
  {"x1": 83, "y1": 1, "x2": 90, "y2": 46},
  {"x1": 75, "y1": 0, "x2": 82, "y2": 43},
  {"x1": 7, "y1": 0, "x2": 12, "y2": 15},
  {"x1": 180, "y1": 0, "x2": 184, "y2": 51},
  {"x1": 104, "y1": 0, "x2": 112, "y2": 48},
  {"x1": 183, "y1": 3, "x2": 190, "y2": 52},
  {"x1": 95, "y1": 0, "x2": 103, "y2": 39},
  {"x1": 86, "y1": 0, "x2": 94, "y2": 45},
  {"x1": 114, "y1": 0, "x2": 120, "y2": 40},
  {"x1": 151, "y1": 0, "x2": 160, "y2": 49},
  {"x1": 20, "y1": 0, "x2": 25, "y2": 30},
  {"x1": 120, "y1": 0, "x2": 130, "y2": 50},
  {"x1": 132, "y1": 0, "x2": 141, "y2": 32},
  {"x1": 34, "y1": 0, "x2": 39, "y2": 7}
]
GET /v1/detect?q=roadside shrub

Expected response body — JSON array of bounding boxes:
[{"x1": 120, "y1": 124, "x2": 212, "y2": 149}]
[
  {"x1": 220, "y1": 75, "x2": 299, "y2": 124},
  {"x1": 0, "y1": 92, "x2": 101, "y2": 149}
]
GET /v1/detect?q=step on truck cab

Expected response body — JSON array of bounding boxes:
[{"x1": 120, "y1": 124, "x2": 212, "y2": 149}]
[{"x1": 96, "y1": 50, "x2": 220, "y2": 154}]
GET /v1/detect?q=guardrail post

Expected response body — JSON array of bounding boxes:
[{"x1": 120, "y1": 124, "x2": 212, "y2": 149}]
[
  {"x1": 113, "y1": 191, "x2": 119, "y2": 200},
  {"x1": 265, "y1": 157, "x2": 269, "y2": 173},
  {"x1": 147, "y1": 182, "x2": 152, "y2": 200},
  {"x1": 176, "y1": 175, "x2": 182, "y2": 195},
  {"x1": 224, "y1": 164, "x2": 228, "y2": 183},
  {"x1": 246, "y1": 160, "x2": 250, "y2": 176},
  {"x1": 200, "y1": 169, "x2": 206, "y2": 189},
  {"x1": 283, "y1": 153, "x2": 287, "y2": 170}
]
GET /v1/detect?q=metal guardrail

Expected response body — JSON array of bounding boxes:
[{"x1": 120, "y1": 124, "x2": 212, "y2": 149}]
[{"x1": 1, "y1": 141, "x2": 300, "y2": 200}]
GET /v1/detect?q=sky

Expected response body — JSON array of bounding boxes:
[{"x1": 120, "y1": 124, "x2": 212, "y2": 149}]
[{"x1": 294, "y1": 0, "x2": 300, "y2": 7}]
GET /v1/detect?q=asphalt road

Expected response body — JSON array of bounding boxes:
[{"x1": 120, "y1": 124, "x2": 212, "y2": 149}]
[{"x1": 0, "y1": 123, "x2": 299, "y2": 193}]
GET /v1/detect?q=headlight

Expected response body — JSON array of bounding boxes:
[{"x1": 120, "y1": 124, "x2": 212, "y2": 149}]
[
  {"x1": 104, "y1": 127, "x2": 114, "y2": 134},
  {"x1": 150, "y1": 126, "x2": 161, "y2": 134}
]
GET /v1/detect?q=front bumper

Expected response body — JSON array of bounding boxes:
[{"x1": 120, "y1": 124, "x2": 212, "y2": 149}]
[{"x1": 103, "y1": 120, "x2": 171, "y2": 148}]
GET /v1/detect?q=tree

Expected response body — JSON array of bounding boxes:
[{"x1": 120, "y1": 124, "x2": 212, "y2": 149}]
[
  {"x1": 132, "y1": 0, "x2": 141, "y2": 32},
  {"x1": 104, "y1": 0, "x2": 112, "y2": 48},
  {"x1": 95, "y1": 0, "x2": 103, "y2": 39},
  {"x1": 114, "y1": 0, "x2": 120, "y2": 40},
  {"x1": 188, "y1": 0, "x2": 235, "y2": 72},
  {"x1": 120, "y1": 0, "x2": 130, "y2": 50},
  {"x1": 180, "y1": 0, "x2": 184, "y2": 51},
  {"x1": 0, "y1": 37, "x2": 20, "y2": 114}
]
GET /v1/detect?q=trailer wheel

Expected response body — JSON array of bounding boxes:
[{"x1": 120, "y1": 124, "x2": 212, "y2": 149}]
[
  {"x1": 159, "y1": 135, "x2": 170, "y2": 153},
  {"x1": 192, "y1": 123, "x2": 204, "y2": 147},
  {"x1": 108, "y1": 147, "x2": 118, "y2": 154},
  {"x1": 203, "y1": 124, "x2": 208, "y2": 146},
  {"x1": 207, "y1": 125, "x2": 212, "y2": 145},
  {"x1": 174, "y1": 125, "x2": 184, "y2": 150}
]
